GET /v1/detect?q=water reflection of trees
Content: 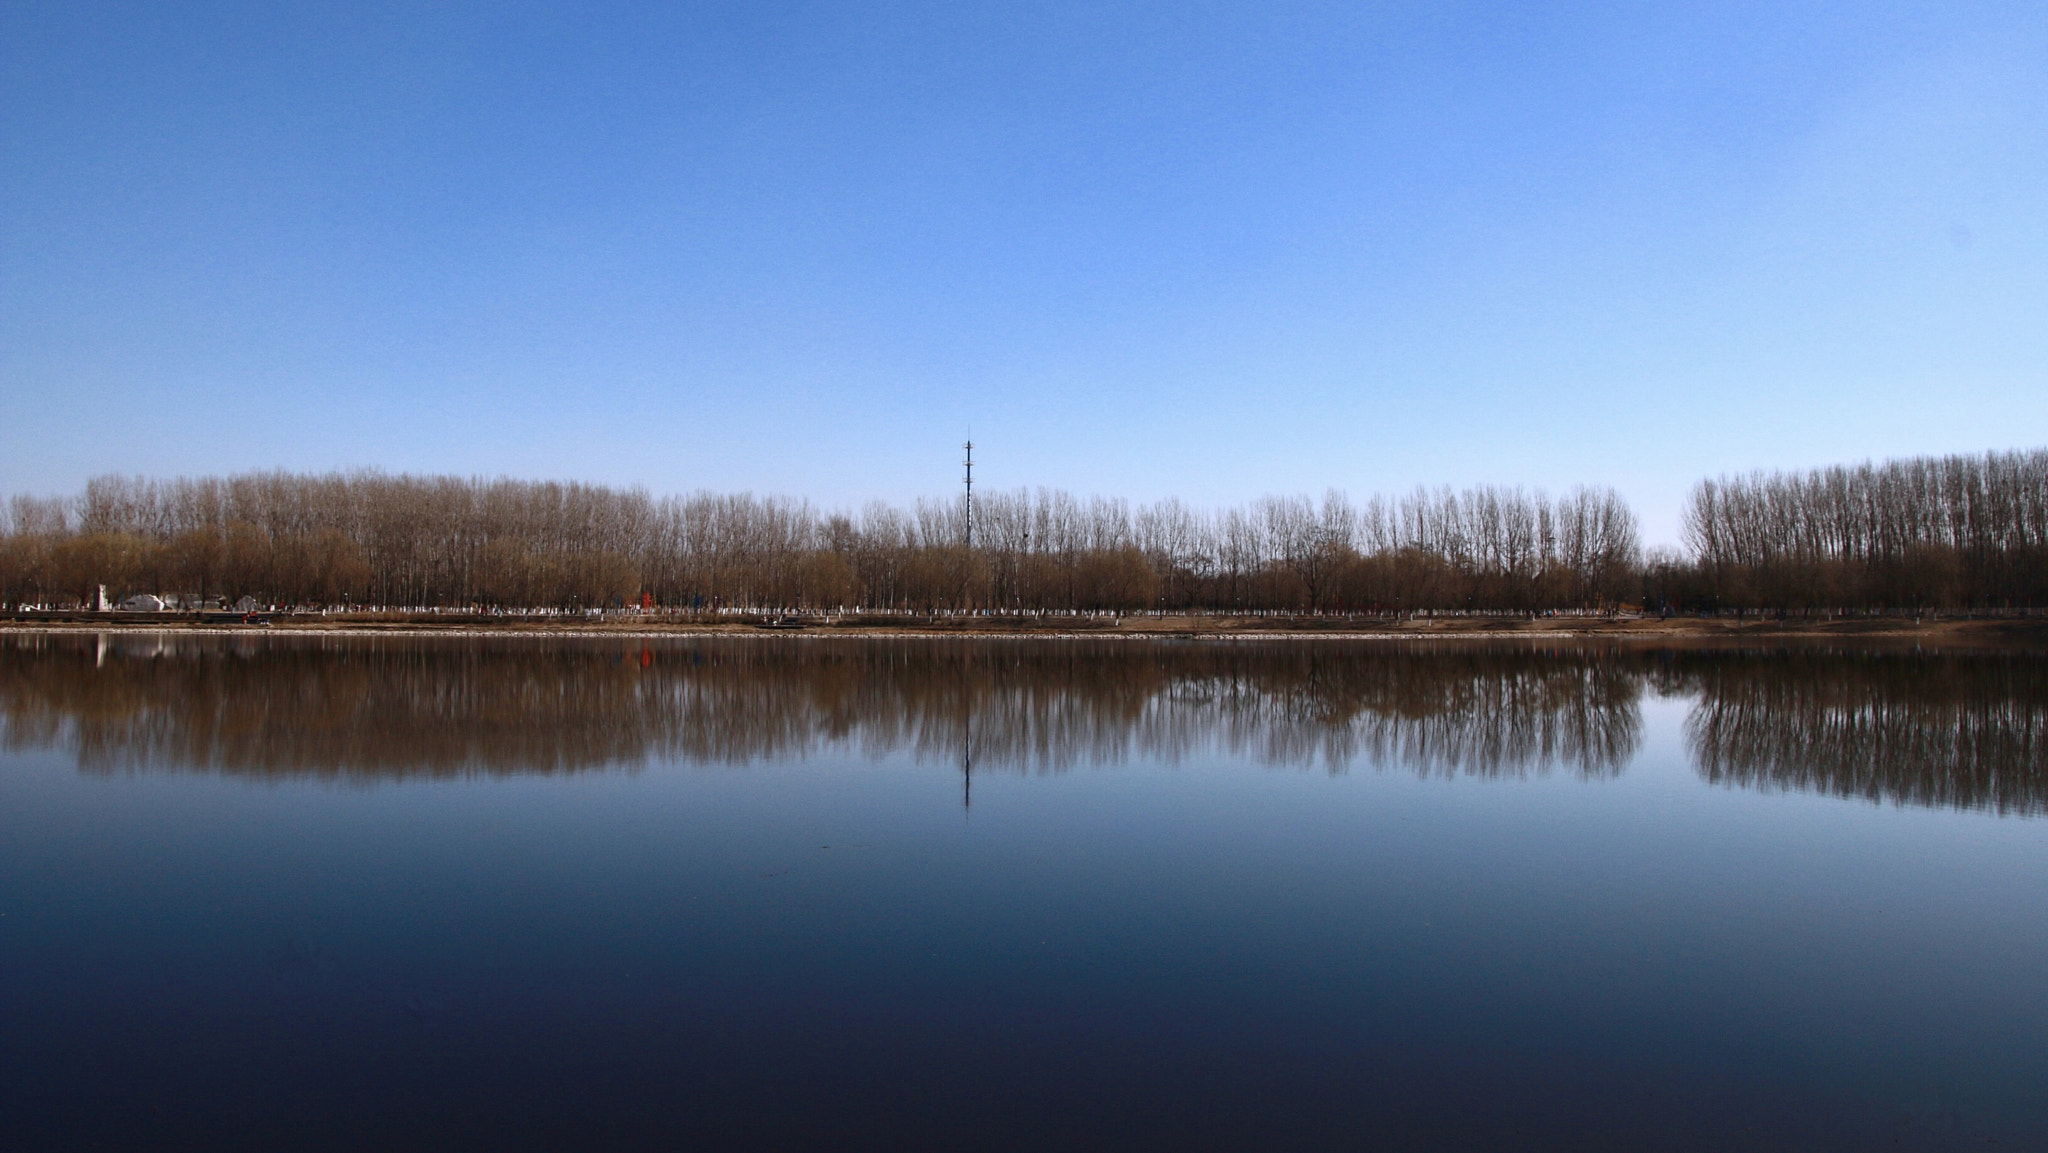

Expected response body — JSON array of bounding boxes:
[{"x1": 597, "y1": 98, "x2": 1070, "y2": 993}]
[
  {"x1": 8, "y1": 636, "x2": 2044, "y2": 812},
  {"x1": 0, "y1": 635, "x2": 1641, "y2": 782},
  {"x1": 1668, "y1": 652, "x2": 2048, "y2": 816}
]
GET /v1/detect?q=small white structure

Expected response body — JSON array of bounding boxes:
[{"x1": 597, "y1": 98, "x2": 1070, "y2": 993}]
[{"x1": 118, "y1": 594, "x2": 166, "y2": 612}]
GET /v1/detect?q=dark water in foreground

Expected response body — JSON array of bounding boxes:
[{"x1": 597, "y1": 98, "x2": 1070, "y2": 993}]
[{"x1": 2, "y1": 634, "x2": 2045, "y2": 1150}]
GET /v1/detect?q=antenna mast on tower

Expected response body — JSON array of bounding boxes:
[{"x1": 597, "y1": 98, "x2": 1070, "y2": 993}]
[{"x1": 963, "y1": 439, "x2": 974, "y2": 549}]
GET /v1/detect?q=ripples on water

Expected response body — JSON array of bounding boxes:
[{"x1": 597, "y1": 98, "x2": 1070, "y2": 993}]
[{"x1": 1, "y1": 632, "x2": 2042, "y2": 815}]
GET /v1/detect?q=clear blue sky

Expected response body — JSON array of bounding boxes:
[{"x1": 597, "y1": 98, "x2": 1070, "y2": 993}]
[{"x1": 4, "y1": 2, "x2": 2044, "y2": 544}]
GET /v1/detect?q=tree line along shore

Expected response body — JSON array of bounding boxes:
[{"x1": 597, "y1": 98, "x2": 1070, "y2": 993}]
[{"x1": 2, "y1": 448, "x2": 2044, "y2": 618}]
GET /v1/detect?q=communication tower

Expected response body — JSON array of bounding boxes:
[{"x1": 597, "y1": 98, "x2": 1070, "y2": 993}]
[{"x1": 963, "y1": 439, "x2": 974, "y2": 549}]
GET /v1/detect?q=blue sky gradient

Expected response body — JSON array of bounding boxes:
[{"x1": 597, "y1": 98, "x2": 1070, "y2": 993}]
[{"x1": 5, "y1": 2, "x2": 2045, "y2": 543}]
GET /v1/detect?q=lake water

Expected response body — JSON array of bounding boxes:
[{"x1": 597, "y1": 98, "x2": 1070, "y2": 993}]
[{"x1": 2, "y1": 633, "x2": 2044, "y2": 1150}]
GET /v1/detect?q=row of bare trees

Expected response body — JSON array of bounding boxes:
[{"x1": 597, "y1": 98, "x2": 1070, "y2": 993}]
[
  {"x1": 6, "y1": 450, "x2": 2042, "y2": 615},
  {"x1": 0, "y1": 470, "x2": 1643, "y2": 613},
  {"x1": 1679, "y1": 448, "x2": 2048, "y2": 612}
]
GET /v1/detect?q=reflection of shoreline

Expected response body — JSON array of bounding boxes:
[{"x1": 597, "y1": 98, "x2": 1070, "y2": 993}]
[
  {"x1": 0, "y1": 635, "x2": 1640, "y2": 782},
  {"x1": 1669, "y1": 653, "x2": 2048, "y2": 817}
]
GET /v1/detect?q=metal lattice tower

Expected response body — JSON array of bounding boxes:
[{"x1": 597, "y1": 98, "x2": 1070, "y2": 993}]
[{"x1": 963, "y1": 439, "x2": 974, "y2": 549}]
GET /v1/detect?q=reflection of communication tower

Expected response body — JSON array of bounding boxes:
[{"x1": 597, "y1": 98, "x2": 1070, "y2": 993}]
[{"x1": 963, "y1": 440, "x2": 975, "y2": 549}]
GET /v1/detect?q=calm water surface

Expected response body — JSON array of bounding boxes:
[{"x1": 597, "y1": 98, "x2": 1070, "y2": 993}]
[{"x1": 2, "y1": 634, "x2": 2045, "y2": 1150}]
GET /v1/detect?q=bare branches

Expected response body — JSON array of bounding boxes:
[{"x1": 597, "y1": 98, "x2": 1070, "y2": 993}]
[
  {"x1": 24, "y1": 455, "x2": 2036, "y2": 616},
  {"x1": 1680, "y1": 449, "x2": 2048, "y2": 612},
  {"x1": 0, "y1": 470, "x2": 1651, "y2": 613}
]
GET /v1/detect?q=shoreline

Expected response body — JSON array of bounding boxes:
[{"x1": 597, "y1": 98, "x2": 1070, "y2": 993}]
[{"x1": 6, "y1": 615, "x2": 2047, "y2": 647}]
